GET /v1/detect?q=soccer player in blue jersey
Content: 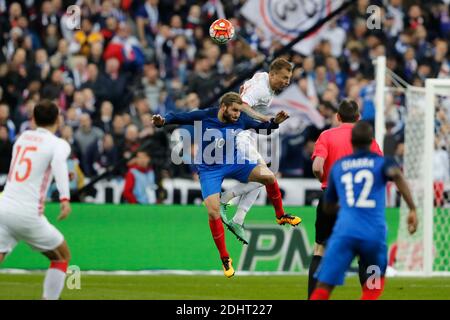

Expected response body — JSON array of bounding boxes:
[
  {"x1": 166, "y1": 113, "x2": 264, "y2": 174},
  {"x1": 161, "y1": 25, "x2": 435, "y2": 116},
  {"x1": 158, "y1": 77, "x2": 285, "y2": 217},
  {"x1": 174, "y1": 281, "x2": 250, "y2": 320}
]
[
  {"x1": 310, "y1": 121, "x2": 418, "y2": 300},
  {"x1": 152, "y1": 92, "x2": 301, "y2": 278}
]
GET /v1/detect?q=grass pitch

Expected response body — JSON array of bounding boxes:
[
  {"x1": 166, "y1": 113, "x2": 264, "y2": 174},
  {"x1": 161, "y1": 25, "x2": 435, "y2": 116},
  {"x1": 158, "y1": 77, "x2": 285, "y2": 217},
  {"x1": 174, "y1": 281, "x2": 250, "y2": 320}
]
[{"x1": 0, "y1": 274, "x2": 449, "y2": 300}]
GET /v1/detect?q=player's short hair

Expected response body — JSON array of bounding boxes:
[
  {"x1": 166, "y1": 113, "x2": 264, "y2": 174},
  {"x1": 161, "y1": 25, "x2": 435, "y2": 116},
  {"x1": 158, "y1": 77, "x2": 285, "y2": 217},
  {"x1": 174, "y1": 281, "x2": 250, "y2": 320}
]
[
  {"x1": 338, "y1": 99, "x2": 360, "y2": 123},
  {"x1": 33, "y1": 99, "x2": 59, "y2": 127},
  {"x1": 219, "y1": 92, "x2": 243, "y2": 107},
  {"x1": 269, "y1": 58, "x2": 293, "y2": 73},
  {"x1": 351, "y1": 121, "x2": 373, "y2": 149}
]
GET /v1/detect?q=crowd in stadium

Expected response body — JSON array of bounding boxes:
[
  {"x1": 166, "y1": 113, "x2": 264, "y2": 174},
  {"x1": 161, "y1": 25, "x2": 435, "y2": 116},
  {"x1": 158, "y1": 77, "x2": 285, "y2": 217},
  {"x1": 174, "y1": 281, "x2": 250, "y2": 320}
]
[{"x1": 0, "y1": 0, "x2": 449, "y2": 203}]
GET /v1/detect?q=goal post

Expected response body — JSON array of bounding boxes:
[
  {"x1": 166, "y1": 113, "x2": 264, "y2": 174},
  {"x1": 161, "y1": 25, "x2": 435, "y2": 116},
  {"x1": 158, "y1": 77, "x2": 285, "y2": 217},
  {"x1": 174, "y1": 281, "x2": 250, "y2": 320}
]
[{"x1": 374, "y1": 56, "x2": 450, "y2": 276}]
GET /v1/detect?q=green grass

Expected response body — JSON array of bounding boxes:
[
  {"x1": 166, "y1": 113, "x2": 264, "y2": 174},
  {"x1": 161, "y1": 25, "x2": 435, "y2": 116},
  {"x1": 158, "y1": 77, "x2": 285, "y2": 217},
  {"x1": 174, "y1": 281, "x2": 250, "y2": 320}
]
[{"x1": 0, "y1": 274, "x2": 449, "y2": 300}]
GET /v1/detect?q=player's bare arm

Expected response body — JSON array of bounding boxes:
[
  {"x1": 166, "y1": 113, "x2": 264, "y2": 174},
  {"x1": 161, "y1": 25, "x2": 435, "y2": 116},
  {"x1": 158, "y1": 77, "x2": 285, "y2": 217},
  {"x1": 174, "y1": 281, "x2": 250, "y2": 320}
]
[
  {"x1": 58, "y1": 200, "x2": 72, "y2": 221},
  {"x1": 241, "y1": 103, "x2": 272, "y2": 122},
  {"x1": 323, "y1": 202, "x2": 339, "y2": 216},
  {"x1": 388, "y1": 166, "x2": 418, "y2": 234},
  {"x1": 312, "y1": 157, "x2": 325, "y2": 182}
]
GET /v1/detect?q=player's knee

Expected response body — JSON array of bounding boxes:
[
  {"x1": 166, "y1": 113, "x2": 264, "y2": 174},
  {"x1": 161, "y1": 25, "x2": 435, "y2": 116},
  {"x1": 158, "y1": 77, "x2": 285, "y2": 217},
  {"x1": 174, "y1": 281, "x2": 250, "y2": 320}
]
[
  {"x1": 62, "y1": 249, "x2": 71, "y2": 263},
  {"x1": 207, "y1": 208, "x2": 220, "y2": 220},
  {"x1": 262, "y1": 173, "x2": 276, "y2": 185}
]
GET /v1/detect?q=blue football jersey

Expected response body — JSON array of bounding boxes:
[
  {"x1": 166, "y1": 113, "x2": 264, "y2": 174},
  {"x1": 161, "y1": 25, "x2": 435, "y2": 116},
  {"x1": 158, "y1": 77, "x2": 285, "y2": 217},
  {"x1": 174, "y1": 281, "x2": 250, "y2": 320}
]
[
  {"x1": 165, "y1": 107, "x2": 278, "y2": 171},
  {"x1": 325, "y1": 151, "x2": 398, "y2": 240}
]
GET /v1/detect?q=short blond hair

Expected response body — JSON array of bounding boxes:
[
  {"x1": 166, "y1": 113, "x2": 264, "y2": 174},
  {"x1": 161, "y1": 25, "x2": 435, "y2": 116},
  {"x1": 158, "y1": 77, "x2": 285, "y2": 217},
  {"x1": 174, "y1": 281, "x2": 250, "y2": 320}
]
[
  {"x1": 219, "y1": 92, "x2": 242, "y2": 107},
  {"x1": 269, "y1": 58, "x2": 293, "y2": 73}
]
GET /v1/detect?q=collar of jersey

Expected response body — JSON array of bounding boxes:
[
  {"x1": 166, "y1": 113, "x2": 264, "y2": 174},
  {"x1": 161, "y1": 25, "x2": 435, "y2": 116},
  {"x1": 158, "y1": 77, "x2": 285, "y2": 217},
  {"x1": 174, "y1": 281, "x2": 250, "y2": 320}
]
[{"x1": 36, "y1": 127, "x2": 52, "y2": 134}]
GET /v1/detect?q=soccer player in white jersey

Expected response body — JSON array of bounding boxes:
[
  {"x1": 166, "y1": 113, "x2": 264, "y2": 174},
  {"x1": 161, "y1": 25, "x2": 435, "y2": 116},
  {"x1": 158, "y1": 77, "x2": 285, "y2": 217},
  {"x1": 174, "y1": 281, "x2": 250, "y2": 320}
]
[
  {"x1": 0, "y1": 100, "x2": 72, "y2": 300},
  {"x1": 220, "y1": 58, "x2": 301, "y2": 244}
]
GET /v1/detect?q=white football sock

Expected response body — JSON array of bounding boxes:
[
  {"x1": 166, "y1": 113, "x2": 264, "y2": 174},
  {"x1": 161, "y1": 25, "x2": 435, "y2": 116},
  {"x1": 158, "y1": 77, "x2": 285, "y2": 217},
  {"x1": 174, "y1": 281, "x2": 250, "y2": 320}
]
[
  {"x1": 43, "y1": 266, "x2": 67, "y2": 300},
  {"x1": 224, "y1": 182, "x2": 263, "y2": 203},
  {"x1": 232, "y1": 187, "x2": 262, "y2": 225},
  {"x1": 220, "y1": 190, "x2": 235, "y2": 204}
]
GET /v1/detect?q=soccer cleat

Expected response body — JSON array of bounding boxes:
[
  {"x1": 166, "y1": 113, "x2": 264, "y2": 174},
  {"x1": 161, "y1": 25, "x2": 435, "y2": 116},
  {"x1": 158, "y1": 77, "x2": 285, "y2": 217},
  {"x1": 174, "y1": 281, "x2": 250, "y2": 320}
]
[
  {"x1": 276, "y1": 214, "x2": 302, "y2": 226},
  {"x1": 222, "y1": 257, "x2": 235, "y2": 278},
  {"x1": 226, "y1": 221, "x2": 249, "y2": 245},
  {"x1": 220, "y1": 201, "x2": 230, "y2": 225}
]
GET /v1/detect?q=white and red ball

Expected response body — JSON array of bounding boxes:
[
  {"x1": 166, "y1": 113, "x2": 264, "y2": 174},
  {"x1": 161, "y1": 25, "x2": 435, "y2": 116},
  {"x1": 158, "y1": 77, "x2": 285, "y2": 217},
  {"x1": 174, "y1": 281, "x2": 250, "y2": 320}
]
[{"x1": 209, "y1": 18, "x2": 235, "y2": 44}]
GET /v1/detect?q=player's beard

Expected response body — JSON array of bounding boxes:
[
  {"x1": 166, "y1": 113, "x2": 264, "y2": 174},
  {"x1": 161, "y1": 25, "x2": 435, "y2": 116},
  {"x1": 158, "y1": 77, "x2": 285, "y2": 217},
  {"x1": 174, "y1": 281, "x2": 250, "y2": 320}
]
[{"x1": 223, "y1": 110, "x2": 238, "y2": 123}]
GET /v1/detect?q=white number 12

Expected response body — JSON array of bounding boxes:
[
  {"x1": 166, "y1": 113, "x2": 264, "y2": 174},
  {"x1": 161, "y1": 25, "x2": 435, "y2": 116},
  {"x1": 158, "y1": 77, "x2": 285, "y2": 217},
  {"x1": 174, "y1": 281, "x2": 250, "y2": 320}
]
[{"x1": 341, "y1": 169, "x2": 376, "y2": 208}]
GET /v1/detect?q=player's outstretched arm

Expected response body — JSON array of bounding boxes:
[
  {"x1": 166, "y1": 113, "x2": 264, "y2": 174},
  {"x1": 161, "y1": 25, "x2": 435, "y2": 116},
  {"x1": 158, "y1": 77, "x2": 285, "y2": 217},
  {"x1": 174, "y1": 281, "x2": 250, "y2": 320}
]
[
  {"x1": 388, "y1": 167, "x2": 418, "y2": 234},
  {"x1": 241, "y1": 103, "x2": 272, "y2": 122},
  {"x1": 243, "y1": 111, "x2": 287, "y2": 135},
  {"x1": 153, "y1": 109, "x2": 210, "y2": 127}
]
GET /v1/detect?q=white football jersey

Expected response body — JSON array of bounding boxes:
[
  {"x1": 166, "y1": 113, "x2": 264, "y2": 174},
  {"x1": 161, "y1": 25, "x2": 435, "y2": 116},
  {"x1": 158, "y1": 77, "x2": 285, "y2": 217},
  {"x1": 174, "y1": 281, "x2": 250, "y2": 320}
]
[
  {"x1": 0, "y1": 128, "x2": 71, "y2": 215},
  {"x1": 240, "y1": 72, "x2": 275, "y2": 115}
]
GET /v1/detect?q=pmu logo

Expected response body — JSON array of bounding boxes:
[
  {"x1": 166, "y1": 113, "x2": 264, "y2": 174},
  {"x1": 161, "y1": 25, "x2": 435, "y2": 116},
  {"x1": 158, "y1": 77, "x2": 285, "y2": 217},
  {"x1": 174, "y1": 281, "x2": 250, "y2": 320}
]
[{"x1": 238, "y1": 226, "x2": 312, "y2": 272}]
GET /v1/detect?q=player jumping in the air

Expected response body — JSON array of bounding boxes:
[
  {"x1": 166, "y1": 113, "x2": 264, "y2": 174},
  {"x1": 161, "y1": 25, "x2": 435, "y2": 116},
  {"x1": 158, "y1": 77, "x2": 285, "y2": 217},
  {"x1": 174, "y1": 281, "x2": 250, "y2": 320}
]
[
  {"x1": 219, "y1": 58, "x2": 298, "y2": 245},
  {"x1": 310, "y1": 121, "x2": 418, "y2": 300},
  {"x1": 152, "y1": 92, "x2": 301, "y2": 278},
  {"x1": 0, "y1": 100, "x2": 72, "y2": 300}
]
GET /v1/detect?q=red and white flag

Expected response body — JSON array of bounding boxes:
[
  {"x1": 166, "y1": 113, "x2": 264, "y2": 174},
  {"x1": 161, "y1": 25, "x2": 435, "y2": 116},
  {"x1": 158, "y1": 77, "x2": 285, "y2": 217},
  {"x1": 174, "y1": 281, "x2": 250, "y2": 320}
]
[
  {"x1": 271, "y1": 84, "x2": 325, "y2": 133},
  {"x1": 240, "y1": 0, "x2": 344, "y2": 55}
]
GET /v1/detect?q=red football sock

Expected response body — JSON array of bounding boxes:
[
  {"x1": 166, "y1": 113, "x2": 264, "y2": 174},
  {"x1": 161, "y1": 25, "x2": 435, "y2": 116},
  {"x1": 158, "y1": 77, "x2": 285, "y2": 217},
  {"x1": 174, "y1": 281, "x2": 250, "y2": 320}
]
[
  {"x1": 209, "y1": 218, "x2": 229, "y2": 259},
  {"x1": 50, "y1": 260, "x2": 68, "y2": 273},
  {"x1": 361, "y1": 277, "x2": 385, "y2": 300},
  {"x1": 265, "y1": 181, "x2": 284, "y2": 218},
  {"x1": 310, "y1": 288, "x2": 331, "y2": 300}
]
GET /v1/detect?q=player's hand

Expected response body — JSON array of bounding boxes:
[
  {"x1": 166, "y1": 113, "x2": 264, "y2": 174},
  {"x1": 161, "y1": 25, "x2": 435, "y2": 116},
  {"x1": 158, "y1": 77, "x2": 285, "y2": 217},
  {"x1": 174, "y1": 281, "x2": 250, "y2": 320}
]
[
  {"x1": 58, "y1": 201, "x2": 71, "y2": 221},
  {"x1": 273, "y1": 111, "x2": 290, "y2": 124},
  {"x1": 152, "y1": 115, "x2": 165, "y2": 128},
  {"x1": 407, "y1": 209, "x2": 418, "y2": 234},
  {"x1": 239, "y1": 85, "x2": 244, "y2": 95}
]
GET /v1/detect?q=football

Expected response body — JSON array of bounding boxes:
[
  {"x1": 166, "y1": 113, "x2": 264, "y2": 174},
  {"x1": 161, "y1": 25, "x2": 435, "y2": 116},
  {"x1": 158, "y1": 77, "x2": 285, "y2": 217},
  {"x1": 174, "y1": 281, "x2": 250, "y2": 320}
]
[{"x1": 209, "y1": 18, "x2": 235, "y2": 44}]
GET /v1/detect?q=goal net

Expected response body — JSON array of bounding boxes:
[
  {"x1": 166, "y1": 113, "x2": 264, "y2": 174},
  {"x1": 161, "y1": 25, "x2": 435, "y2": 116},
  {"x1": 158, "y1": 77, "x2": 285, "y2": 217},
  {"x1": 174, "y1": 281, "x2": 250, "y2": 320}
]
[{"x1": 375, "y1": 57, "x2": 450, "y2": 276}]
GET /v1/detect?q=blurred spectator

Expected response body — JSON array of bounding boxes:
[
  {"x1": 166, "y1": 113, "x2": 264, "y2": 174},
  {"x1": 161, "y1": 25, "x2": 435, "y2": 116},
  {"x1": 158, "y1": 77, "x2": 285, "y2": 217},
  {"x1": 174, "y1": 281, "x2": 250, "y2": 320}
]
[
  {"x1": 120, "y1": 123, "x2": 141, "y2": 162},
  {"x1": 60, "y1": 124, "x2": 81, "y2": 159},
  {"x1": 94, "y1": 100, "x2": 114, "y2": 133},
  {"x1": 0, "y1": 125, "x2": 12, "y2": 174},
  {"x1": 0, "y1": 103, "x2": 16, "y2": 141},
  {"x1": 136, "y1": 0, "x2": 160, "y2": 49},
  {"x1": 16, "y1": 98, "x2": 36, "y2": 133},
  {"x1": 68, "y1": 55, "x2": 88, "y2": 89},
  {"x1": 112, "y1": 114, "x2": 126, "y2": 145},
  {"x1": 141, "y1": 63, "x2": 165, "y2": 112},
  {"x1": 128, "y1": 95, "x2": 150, "y2": 130},
  {"x1": 138, "y1": 113, "x2": 155, "y2": 140},
  {"x1": 122, "y1": 150, "x2": 157, "y2": 204},
  {"x1": 97, "y1": 57, "x2": 131, "y2": 112},
  {"x1": 187, "y1": 53, "x2": 219, "y2": 107},
  {"x1": 74, "y1": 113, "x2": 104, "y2": 176},
  {"x1": 104, "y1": 21, "x2": 145, "y2": 73},
  {"x1": 92, "y1": 133, "x2": 119, "y2": 176},
  {"x1": 49, "y1": 39, "x2": 69, "y2": 69}
]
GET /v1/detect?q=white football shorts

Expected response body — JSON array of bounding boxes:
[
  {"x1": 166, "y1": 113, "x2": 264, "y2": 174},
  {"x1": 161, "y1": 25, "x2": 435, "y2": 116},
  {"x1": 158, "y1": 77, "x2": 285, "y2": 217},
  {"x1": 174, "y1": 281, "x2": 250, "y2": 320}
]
[{"x1": 0, "y1": 209, "x2": 64, "y2": 253}]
